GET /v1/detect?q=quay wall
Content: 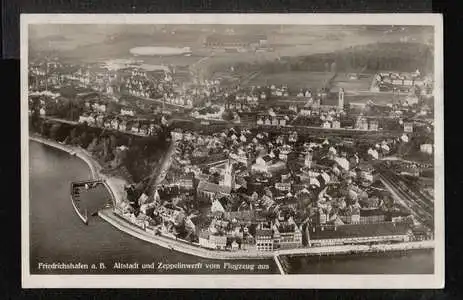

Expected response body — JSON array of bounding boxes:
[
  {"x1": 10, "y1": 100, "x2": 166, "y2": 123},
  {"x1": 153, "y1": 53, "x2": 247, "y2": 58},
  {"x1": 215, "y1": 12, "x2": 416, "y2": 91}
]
[
  {"x1": 70, "y1": 191, "x2": 88, "y2": 224},
  {"x1": 98, "y1": 208, "x2": 274, "y2": 260},
  {"x1": 98, "y1": 208, "x2": 434, "y2": 261},
  {"x1": 30, "y1": 135, "x2": 435, "y2": 260}
]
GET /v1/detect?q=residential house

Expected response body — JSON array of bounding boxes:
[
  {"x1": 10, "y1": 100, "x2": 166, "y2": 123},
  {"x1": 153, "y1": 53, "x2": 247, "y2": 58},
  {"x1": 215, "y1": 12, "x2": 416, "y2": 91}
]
[
  {"x1": 224, "y1": 210, "x2": 255, "y2": 225},
  {"x1": 171, "y1": 129, "x2": 183, "y2": 141},
  {"x1": 104, "y1": 119, "x2": 112, "y2": 128},
  {"x1": 273, "y1": 217, "x2": 303, "y2": 249},
  {"x1": 211, "y1": 197, "x2": 229, "y2": 213},
  {"x1": 78, "y1": 114, "x2": 91, "y2": 124},
  {"x1": 252, "y1": 155, "x2": 286, "y2": 174},
  {"x1": 178, "y1": 174, "x2": 194, "y2": 190},
  {"x1": 119, "y1": 120, "x2": 127, "y2": 132},
  {"x1": 355, "y1": 116, "x2": 369, "y2": 130},
  {"x1": 131, "y1": 123, "x2": 140, "y2": 134},
  {"x1": 404, "y1": 122, "x2": 414, "y2": 133},
  {"x1": 255, "y1": 222, "x2": 274, "y2": 251},
  {"x1": 157, "y1": 205, "x2": 182, "y2": 224},
  {"x1": 121, "y1": 108, "x2": 135, "y2": 117},
  {"x1": 369, "y1": 120, "x2": 379, "y2": 131},
  {"x1": 272, "y1": 117, "x2": 279, "y2": 126},
  {"x1": 199, "y1": 230, "x2": 227, "y2": 250},
  {"x1": 332, "y1": 120, "x2": 341, "y2": 129},
  {"x1": 420, "y1": 144, "x2": 433, "y2": 154},
  {"x1": 278, "y1": 145, "x2": 292, "y2": 161},
  {"x1": 111, "y1": 118, "x2": 120, "y2": 130},
  {"x1": 322, "y1": 121, "x2": 331, "y2": 129},
  {"x1": 95, "y1": 115, "x2": 104, "y2": 127},
  {"x1": 139, "y1": 125, "x2": 148, "y2": 136},
  {"x1": 231, "y1": 240, "x2": 240, "y2": 251},
  {"x1": 275, "y1": 182, "x2": 291, "y2": 192}
]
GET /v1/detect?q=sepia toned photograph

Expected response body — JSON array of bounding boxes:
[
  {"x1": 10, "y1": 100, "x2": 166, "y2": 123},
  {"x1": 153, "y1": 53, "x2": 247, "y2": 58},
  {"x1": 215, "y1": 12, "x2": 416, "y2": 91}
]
[{"x1": 21, "y1": 14, "x2": 444, "y2": 288}]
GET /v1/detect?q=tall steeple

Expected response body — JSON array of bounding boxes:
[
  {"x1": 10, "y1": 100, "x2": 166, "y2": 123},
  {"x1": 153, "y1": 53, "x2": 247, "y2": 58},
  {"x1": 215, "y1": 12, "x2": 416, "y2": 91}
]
[
  {"x1": 220, "y1": 159, "x2": 235, "y2": 189},
  {"x1": 338, "y1": 88, "x2": 345, "y2": 109},
  {"x1": 304, "y1": 151, "x2": 313, "y2": 168}
]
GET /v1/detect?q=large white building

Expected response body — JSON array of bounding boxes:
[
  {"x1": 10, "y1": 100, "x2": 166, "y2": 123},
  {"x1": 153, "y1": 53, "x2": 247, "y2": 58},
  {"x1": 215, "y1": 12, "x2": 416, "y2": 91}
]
[{"x1": 307, "y1": 222, "x2": 412, "y2": 247}]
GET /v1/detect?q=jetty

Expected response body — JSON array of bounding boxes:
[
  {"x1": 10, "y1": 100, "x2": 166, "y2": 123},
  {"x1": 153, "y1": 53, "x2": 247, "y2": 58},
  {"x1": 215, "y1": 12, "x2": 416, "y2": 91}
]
[
  {"x1": 273, "y1": 255, "x2": 288, "y2": 275},
  {"x1": 70, "y1": 179, "x2": 104, "y2": 225}
]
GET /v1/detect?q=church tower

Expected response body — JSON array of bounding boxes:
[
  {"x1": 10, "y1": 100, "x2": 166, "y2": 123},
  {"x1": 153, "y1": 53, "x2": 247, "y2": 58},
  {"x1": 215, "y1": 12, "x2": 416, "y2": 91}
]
[
  {"x1": 304, "y1": 151, "x2": 313, "y2": 168},
  {"x1": 220, "y1": 159, "x2": 235, "y2": 189},
  {"x1": 338, "y1": 88, "x2": 345, "y2": 109}
]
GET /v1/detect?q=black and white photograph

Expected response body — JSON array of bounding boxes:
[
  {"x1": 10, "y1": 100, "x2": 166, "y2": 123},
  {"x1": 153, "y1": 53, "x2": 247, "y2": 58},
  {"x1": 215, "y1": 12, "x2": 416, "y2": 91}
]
[{"x1": 21, "y1": 14, "x2": 444, "y2": 288}]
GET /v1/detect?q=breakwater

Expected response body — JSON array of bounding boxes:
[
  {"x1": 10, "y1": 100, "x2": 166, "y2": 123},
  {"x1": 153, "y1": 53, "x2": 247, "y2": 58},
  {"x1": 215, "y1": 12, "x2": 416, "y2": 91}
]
[
  {"x1": 30, "y1": 135, "x2": 435, "y2": 262},
  {"x1": 70, "y1": 183, "x2": 89, "y2": 225}
]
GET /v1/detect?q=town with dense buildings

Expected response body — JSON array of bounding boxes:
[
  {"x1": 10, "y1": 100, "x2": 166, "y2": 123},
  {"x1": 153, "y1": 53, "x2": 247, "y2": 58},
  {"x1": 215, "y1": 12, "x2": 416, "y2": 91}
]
[{"x1": 28, "y1": 25, "x2": 435, "y2": 257}]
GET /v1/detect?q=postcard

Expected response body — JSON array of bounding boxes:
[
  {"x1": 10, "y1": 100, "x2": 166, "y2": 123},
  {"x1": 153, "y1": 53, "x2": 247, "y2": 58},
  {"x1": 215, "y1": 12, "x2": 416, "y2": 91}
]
[{"x1": 21, "y1": 13, "x2": 444, "y2": 288}]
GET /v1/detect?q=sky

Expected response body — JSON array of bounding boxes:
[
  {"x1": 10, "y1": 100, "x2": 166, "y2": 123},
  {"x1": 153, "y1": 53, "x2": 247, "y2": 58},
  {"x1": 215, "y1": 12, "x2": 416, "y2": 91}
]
[{"x1": 28, "y1": 24, "x2": 434, "y2": 62}]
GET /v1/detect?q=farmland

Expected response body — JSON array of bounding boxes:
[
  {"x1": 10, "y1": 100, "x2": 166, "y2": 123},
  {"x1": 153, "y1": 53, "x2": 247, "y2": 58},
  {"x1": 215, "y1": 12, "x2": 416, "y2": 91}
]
[
  {"x1": 345, "y1": 93, "x2": 407, "y2": 106},
  {"x1": 330, "y1": 73, "x2": 374, "y2": 92},
  {"x1": 247, "y1": 71, "x2": 335, "y2": 90}
]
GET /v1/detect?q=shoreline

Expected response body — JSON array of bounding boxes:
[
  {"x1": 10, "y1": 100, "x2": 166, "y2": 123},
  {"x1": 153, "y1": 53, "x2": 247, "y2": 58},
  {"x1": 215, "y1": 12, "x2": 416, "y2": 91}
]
[
  {"x1": 98, "y1": 207, "x2": 434, "y2": 260},
  {"x1": 29, "y1": 135, "x2": 435, "y2": 261},
  {"x1": 29, "y1": 135, "x2": 127, "y2": 206}
]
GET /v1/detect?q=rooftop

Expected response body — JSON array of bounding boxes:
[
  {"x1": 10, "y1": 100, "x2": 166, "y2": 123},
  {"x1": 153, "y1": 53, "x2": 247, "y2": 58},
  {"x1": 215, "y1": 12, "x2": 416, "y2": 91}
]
[
  {"x1": 310, "y1": 222, "x2": 411, "y2": 240},
  {"x1": 197, "y1": 181, "x2": 232, "y2": 195}
]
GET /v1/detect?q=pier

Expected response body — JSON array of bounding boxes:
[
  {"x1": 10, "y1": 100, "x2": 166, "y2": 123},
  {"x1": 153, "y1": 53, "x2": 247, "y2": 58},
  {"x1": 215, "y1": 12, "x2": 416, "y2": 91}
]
[{"x1": 273, "y1": 255, "x2": 287, "y2": 275}]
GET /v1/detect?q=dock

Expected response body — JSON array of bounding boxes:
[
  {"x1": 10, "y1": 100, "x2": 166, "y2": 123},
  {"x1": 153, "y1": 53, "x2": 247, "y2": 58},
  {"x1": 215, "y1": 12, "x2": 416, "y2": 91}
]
[{"x1": 273, "y1": 255, "x2": 287, "y2": 275}]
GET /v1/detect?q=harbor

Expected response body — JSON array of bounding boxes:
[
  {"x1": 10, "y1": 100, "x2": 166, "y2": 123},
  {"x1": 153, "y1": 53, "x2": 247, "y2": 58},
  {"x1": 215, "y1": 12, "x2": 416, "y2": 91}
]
[
  {"x1": 70, "y1": 179, "x2": 107, "y2": 225},
  {"x1": 29, "y1": 137, "x2": 435, "y2": 274}
]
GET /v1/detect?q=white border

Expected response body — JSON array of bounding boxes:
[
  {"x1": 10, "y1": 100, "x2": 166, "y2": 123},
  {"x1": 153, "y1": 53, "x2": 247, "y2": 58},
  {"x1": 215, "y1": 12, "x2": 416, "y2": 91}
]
[{"x1": 21, "y1": 13, "x2": 444, "y2": 289}]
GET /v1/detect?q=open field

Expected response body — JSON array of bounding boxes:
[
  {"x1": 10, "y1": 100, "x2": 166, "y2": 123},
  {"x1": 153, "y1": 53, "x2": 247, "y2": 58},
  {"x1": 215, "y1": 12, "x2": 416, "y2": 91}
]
[
  {"x1": 345, "y1": 93, "x2": 408, "y2": 106},
  {"x1": 247, "y1": 71, "x2": 335, "y2": 90},
  {"x1": 331, "y1": 73, "x2": 374, "y2": 92}
]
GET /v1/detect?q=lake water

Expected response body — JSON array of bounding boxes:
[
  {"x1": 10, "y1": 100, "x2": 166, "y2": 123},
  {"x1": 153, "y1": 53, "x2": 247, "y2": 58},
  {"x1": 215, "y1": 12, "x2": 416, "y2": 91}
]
[{"x1": 29, "y1": 140, "x2": 433, "y2": 274}]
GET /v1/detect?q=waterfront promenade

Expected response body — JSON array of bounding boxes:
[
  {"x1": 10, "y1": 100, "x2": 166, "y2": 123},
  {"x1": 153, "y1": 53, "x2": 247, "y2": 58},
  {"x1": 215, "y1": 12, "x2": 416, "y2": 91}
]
[
  {"x1": 98, "y1": 208, "x2": 434, "y2": 261},
  {"x1": 29, "y1": 135, "x2": 435, "y2": 261}
]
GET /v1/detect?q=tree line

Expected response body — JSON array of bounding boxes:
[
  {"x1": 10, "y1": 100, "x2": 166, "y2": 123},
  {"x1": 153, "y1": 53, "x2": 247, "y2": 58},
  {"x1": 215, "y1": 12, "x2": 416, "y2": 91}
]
[
  {"x1": 209, "y1": 42, "x2": 433, "y2": 76},
  {"x1": 30, "y1": 118, "x2": 170, "y2": 190}
]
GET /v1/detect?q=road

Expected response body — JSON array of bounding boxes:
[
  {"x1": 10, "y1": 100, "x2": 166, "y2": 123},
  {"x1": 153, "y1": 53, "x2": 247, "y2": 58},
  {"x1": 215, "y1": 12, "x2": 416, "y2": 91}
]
[
  {"x1": 134, "y1": 95, "x2": 187, "y2": 109},
  {"x1": 40, "y1": 116, "x2": 153, "y2": 138},
  {"x1": 41, "y1": 116, "x2": 78, "y2": 125},
  {"x1": 377, "y1": 165, "x2": 434, "y2": 230}
]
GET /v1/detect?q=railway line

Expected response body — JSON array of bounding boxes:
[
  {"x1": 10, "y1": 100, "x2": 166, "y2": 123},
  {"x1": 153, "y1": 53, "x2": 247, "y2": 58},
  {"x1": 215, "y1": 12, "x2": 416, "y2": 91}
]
[{"x1": 378, "y1": 167, "x2": 434, "y2": 230}]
